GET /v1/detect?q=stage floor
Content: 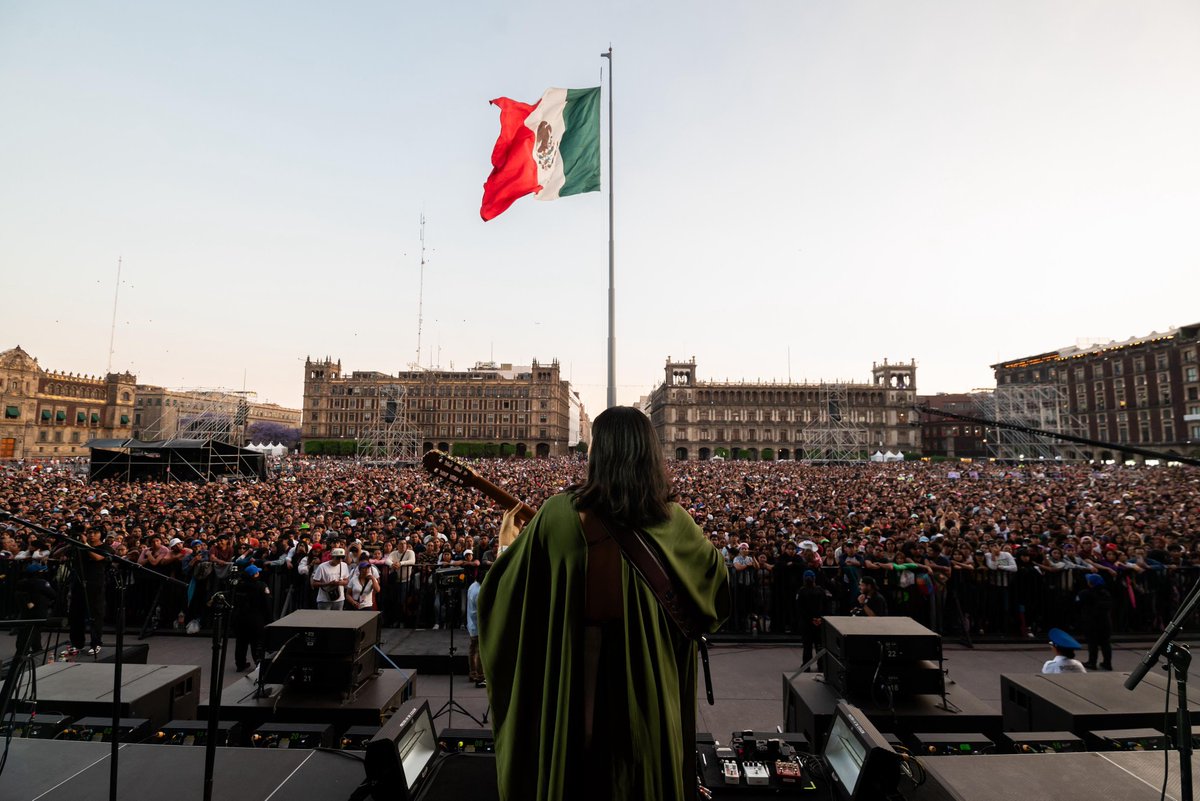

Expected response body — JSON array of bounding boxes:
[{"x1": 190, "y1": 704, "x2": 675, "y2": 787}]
[{"x1": 0, "y1": 625, "x2": 1166, "y2": 741}]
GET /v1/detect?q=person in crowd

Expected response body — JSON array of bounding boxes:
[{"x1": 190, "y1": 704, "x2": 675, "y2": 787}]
[
  {"x1": 466, "y1": 564, "x2": 486, "y2": 688},
  {"x1": 61, "y1": 529, "x2": 113, "y2": 657},
  {"x1": 15, "y1": 561, "x2": 56, "y2": 654},
  {"x1": 796, "y1": 569, "x2": 826, "y2": 669},
  {"x1": 1077, "y1": 573, "x2": 1114, "y2": 670},
  {"x1": 854, "y1": 576, "x2": 887, "y2": 617},
  {"x1": 312, "y1": 547, "x2": 350, "y2": 610},
  {"x1": 233, "y1": 563, "x2": 272, "y2": 672},
  {"x1": 1042, "y1": 628, "x2": 1087, "y2": 673},
  {"x1": 477, "y1": 407, "x2": 730, "y2": 801},
  {"x1": 347, "y1": 559, "x2": 380, "y2": 611}
]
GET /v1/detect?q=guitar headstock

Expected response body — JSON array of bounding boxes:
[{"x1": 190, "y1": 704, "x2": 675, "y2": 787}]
[{"x1": 422, "y1": 450, "x2": 478, "y2": 489}]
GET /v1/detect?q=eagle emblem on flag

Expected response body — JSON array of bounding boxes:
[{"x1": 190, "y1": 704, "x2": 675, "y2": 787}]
[{"x1": 535, "y1": 121, "x2": 557, "y2": 171}]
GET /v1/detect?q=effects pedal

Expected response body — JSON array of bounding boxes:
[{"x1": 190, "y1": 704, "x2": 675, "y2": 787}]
[
  {"x1": 742, "y1": 761, "x2": 770, "y2": 786},
  {"x1": 721, "y1": 759, "x2": 741, "y2": 785},
  {"x1": 775, "y1": 759, "x2": 803, "y2": 783}
]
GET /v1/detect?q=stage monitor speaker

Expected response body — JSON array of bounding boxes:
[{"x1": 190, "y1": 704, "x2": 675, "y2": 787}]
[
  {"x1": 822, "y1": 616, "x2": 942, "y2": 664},
  {"x1": 265, "y1": 610, "x2": 381, "y2": 656},
  {"x1": 910, "y1": 732, "x2": 994, "y2": 756},
  {"x1": 365, "y1": 699, "x2": 439, "y2": 801},
  {"x1": 64, "y1": 717, "x2": 151, "y2": 743},
  {"x1": 999, "y1": 731, "x2": 1087, "y2": 754},
  {"x1": 265, "y1": 646, "x2": 378, "y2": 691},
  {"x1": 823, "y1": 654, "x2": 945, "y2": 699},
  {"x1": 251, "y1": 721, "x2": 335, "y2": 749}
]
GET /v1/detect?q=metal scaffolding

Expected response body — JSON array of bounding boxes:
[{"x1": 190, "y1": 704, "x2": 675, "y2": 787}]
[
  {"x1": 171, "y1": 391, "x2": 252, "y2": 444},
  {"x1": 799, "y1": 384, "x2": 871, "y2": 462},
  {"x1": 356, "y1": 384, "x2": 423, "y2": 465},
  {"x1": 983, "y1": 384, "x2": 1088, "y2": 461}
]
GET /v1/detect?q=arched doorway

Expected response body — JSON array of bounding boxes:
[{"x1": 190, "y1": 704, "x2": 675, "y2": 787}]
[
  {"x1": 535, "y1": 442, "x2": 550, "y2": 458},
  {"x1": 745, "y1": 448, "x2": 758, "y2": 460},
  {"x1": 499, "y1": 442, "x2": 514, "y2": 457},
  {"x1": 699, "y1": 447, "x2": 711, "y2": 461},
  {"x1": 675, "y1": 447, "x2": 688, "y2": 461},
  {"x1": 437, "y1": 442, "x2": 450, "y2": 453},
  {"x1": 778, "y1": 448, "x2": 790, "y2": 460},
  {"x1": 423, "y1": 441, "x2": 434, "y2": 453},
  {"x1": 516, "y1": 443, "x2": 527, "y2": 457}
]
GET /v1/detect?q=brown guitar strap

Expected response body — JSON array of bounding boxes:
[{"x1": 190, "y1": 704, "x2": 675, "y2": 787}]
[{"x1": 579, "y1": 513, "x2": 715, "y2": 705}]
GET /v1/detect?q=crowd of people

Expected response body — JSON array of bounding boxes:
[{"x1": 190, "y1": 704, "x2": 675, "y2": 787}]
[{"x1": 2, "y1": 456, "x2": 1198, "y2": 658}]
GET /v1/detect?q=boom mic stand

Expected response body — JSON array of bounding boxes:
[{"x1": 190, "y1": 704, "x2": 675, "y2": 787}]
[
  {"x1": 0, "y1": 511, "x2": 186, "y2": 801},
  {"x1": 1125, "y1": 570, "x2": 1200, "y2": 801},
  {"x1": 431, "y1": 574, "x2": 481, "y2": 727}
]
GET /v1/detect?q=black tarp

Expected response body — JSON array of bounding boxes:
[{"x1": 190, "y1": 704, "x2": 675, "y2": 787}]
[{"x1": 87, "y1": 438, "x2": 266, "y2": 483}]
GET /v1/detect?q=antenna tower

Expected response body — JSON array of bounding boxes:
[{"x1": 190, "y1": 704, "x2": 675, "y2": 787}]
[{"x1": 415, "y1": 214, "x2": 426, "y2": 369}]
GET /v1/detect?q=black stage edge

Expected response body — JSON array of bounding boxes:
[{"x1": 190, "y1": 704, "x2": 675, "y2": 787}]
[
  {"x1": 385, "y1": 629, "x2": 469, "y2": 675},
  {"x1": 0, "y1": 738, "x2": 364, "y2": 801},
  {"x1": 783, "y1": 672, "x2": 1001, "y2": 747},
  {"x1": 1001, "y1": 671, "x2": 1200, "y2": 735},
  {"x1": 15, "y1": 662, "x2": 200, "y2": 728},
  {"x1": 911, "y1": 750, "x2": 1200, "y2": 801},
  {"x1": 197, "y1": 669, "x2": 417, "y2": 730}
]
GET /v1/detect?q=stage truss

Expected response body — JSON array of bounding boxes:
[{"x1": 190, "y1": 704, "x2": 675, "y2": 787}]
[
  {"x1": 983, "y1": 384, "x2": 1088, "y2": 462},
  {"x1": 356, "y1": 384, "x2": 423, "y2": 465},
  {"x1": 171, "y1": 391, "x2": 252, "y2": 445},
  {"x1": 800, "y1": 383, "x2": 871, "y2": 462}
]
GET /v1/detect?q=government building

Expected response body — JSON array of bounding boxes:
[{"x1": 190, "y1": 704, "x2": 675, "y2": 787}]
[
  {"x1": 992, "y1": 322, "x2": 1200, "y2": 461},
  {"x1": 646, "y1": 357, "x2": 919, "y2": 461},
  {"x1": 302, "y1": 357, "x2": 585, "y2": 457},
  {"x1": 0, "y1": 346, "x2": 136, "y2": 460}
]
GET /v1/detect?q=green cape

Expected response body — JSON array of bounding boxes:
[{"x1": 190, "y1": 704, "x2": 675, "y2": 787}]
[{"x1": 478, "y1": 493, "x2": 730, "y2": 801}]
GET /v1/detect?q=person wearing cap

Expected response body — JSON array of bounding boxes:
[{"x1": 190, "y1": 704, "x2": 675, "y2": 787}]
[
  {"x1": 1077, "y1": 573, "x2": 1113, "y2": 670},
  {"x1": 233, "y1": 563, "x2": 272, "y2": 672},
  {"x1": 311, "y1": 546, "x2": 350, "y2": 610},
  {"x1": 1043, "y1": 628, "x2": 1087, "y2": 673},
  {"x1": 66, "y1": 528, "x2": 114, "y2": 657},
  {"x1": 796, "y1": 569, "x2": 827, "y2": 669},
  {"x1": 347, "y1": 560, "x2": 380, "y2": 611}
]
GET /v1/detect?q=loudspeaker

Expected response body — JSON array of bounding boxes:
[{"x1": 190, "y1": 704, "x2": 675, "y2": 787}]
[
  {"x1": 251, "y1": 722, "x2": 334, "y2": 749},
  {"x1": 999, "y1": 732, "x2": 1086, "y2": 754},
  {"x1": 823, "y1": 617, "x2": 942, "y2": 664},
  {"x1": 266, "y1": 610, "x2": 381, "y2": 656},
  {"x1": 63, "y1": 717, "x2": 151, "y2": 743},
  {"x1": 150, "y1": 719, "x2": 243, "y2": 747},
  {"x1": 823, "y1": 654, "x2": 945, "y2": 698},
  {"x1": 0, "y1": 712, "x2": 72, "y2": 740}
]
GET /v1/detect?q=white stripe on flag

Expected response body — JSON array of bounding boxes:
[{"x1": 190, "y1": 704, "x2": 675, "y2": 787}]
[{"x1": 525, "y1": 87, "x2": 568, "y2": 201}]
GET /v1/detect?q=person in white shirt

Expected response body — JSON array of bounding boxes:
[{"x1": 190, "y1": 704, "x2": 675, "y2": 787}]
[
  {"x1": 347, "y1": 560, "x2": 380, "y2": 611},
  {"x1": 311, "y1": 547, "x2": 350, "y2": 610},
  {"x1": 1042, "y1": 628, "x2": 1087, "y2": 674}
]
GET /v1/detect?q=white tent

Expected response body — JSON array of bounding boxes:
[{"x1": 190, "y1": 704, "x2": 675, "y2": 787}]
[
  {"x1": 884, "y1": 451, "x2": 905, "y2": 462},
  {"x1": 870, "y1": 450, "x2": 887, "y2": 462}
]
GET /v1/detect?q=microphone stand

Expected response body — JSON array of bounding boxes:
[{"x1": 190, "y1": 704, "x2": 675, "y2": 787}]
[
  {"x1": 0, "y1": 511, "x2": 186, "y2": 801},
  {"x1": 204, "y1": 590, "x2": 233, "y2": 801},
  {"x1": 1125, "y1": 570, "x2": 1200, "y2": 801}
]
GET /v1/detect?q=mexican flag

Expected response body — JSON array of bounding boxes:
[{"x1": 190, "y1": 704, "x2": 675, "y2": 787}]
[{"x1": 480, "y1": 86, "x2": 601, "y2": 221}]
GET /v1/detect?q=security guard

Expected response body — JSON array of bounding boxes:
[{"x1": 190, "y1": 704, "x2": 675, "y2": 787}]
[{"x1": 1042, "y1": 628, "x2": 1087, "y2": 674}]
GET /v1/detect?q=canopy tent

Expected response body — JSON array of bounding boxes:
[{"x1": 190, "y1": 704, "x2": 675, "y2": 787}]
[
  {"x1": 87, "y1": 438, "x2": 266, "y2": 483},
  {"x1": 871, "y1": 450, "x2": 906, "y2": 462},
  {"x1": 246, "y1": 442, "x2": 288, "y2": 457}
]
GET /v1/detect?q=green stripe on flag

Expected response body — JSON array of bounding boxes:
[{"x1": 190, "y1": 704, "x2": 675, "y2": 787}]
[{"x1": 559, "y1": 87, "x2": 601, "y2": 198}]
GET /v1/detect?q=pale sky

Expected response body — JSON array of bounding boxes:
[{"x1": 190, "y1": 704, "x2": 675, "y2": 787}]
[{"x1": 2, "y1": 1, "x2": 1198, "y2": 416}]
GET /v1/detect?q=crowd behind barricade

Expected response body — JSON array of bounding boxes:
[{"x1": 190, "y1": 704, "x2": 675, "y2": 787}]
[{"x1": 1, "y1": 457, "x2": 1197, "y2": 651}]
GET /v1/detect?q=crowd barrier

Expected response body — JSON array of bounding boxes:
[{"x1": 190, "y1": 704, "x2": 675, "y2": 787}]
[{"x1": 3, "y1": 558, "x2": 1197, "y2": 641}]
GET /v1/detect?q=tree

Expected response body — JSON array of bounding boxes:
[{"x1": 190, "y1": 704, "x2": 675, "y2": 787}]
[{"x1": 245, "y1": 421, "x2": 301, "y2": 450}]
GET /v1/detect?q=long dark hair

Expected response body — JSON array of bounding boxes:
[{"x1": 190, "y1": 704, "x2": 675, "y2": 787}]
[{"x1": 571, "y1": 406, "x2": 673, "y2": 528}]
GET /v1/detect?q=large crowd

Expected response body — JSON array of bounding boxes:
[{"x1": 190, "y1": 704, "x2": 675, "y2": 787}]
[{"x1": 2, "y1": 456, "x2": 1198, "y2": 647}]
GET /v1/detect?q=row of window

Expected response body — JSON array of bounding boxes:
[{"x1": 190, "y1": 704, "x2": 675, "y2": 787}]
[
  {"x1": 319, "y1": 425, "x2": 550, "y2": 440},
  {"x1": 670, "y1": 428, "x2": 893, "y2": 443}
]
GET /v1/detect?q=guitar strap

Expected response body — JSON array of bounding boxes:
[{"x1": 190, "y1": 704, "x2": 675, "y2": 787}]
[{"x1": 579, "y1": 513, "x2": 715, "y2": 705}]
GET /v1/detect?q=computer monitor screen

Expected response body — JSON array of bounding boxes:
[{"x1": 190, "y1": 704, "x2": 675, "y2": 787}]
[{"x1": 821, "y1": 702, "x2": 900, "y2": 801}]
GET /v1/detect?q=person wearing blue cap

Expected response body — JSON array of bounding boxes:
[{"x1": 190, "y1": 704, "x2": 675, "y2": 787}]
[
  {"x1": 232, "y1": 563, "x2": 272, "y2": 672},
  {"x1": 1077, "y1": 573, "x2": 1113, "y2": 671},
  {"x1": 796, "y1": 569, "x2": 827, "y2": 670},
  {"x1": 1042, "y1": 628, "x2": 1087, "y2": 673}
]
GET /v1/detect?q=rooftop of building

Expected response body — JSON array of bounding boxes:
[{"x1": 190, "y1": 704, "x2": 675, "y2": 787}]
[{"x1": 994, "y1": 322, "x2": 1200, "y2": 370}]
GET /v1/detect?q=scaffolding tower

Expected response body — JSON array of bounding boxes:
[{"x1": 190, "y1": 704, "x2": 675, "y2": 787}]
[
  {"x1": 171, "y1": 391, "x2": 253, "y2": 445},
  {"x1": 983, "y1": 384, "x2": 1088, "y2": 462},
  {"x1": 800, "y1": 384, "x2": 871, "y2": 462},
  {"x1": 356, "y1": 385, "x2": 423, "y2": 465}
]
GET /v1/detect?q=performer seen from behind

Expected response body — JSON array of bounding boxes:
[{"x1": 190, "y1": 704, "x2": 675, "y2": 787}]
[{"x1": 478, "y1": 406, "x2": 730, "y2": 801}]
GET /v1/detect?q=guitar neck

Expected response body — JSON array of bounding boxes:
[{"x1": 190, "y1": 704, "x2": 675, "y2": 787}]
[{"x1": 467, "y1": 475, "x2": 537, "y2": 525}]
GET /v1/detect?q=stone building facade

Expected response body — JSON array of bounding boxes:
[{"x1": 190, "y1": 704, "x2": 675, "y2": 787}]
[
  {"x1": 302, "y1": 357, "x2": 579, "y2": 457},
  {"x1": 993, "y1": 322, "x2": 1200, "y2": 459},
  {"x1": 0, "y1": 346, "x2": 136, "y2": 460},
  {"x1": 916, "y1": 392, "x2": 991, "y2": 459},
  {"x1": 647, "y1": 357, "x2": 919, "y2": 460},
  {"x1": 133, "y1": 386, "x2": 301, "y2": 442}
]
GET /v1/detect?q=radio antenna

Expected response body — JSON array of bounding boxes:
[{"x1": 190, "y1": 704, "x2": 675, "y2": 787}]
[
  {"x1": 106, "y1": 256, "x2": 122, "y2": 375},
  {"x1": 415, "y1": 214, "x2": 426, "y2": 370}
]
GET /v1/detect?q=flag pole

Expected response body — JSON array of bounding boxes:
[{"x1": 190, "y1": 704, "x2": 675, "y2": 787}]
[{"x1": 602, "y1": 46, "x2": 615, "y2": 409}]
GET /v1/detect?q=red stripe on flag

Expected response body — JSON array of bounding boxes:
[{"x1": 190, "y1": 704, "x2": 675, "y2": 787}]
[{"x1": 480, "y1": 97, "x2": 542, "y2": 221}]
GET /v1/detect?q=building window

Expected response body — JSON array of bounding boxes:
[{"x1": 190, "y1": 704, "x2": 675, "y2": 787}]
[
  {"x1": 4, "y1": 406, "x2": 17, "y2": 419},
  {"x1": 70, "y1": 432, "x2": 80, "y2": 443},
  {"x1": 1186, "y1": 367, "x2": 1198, "y2": 383},
  {"x1": 38, "y1": 431, "x2": 47, "y2": 442}
]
